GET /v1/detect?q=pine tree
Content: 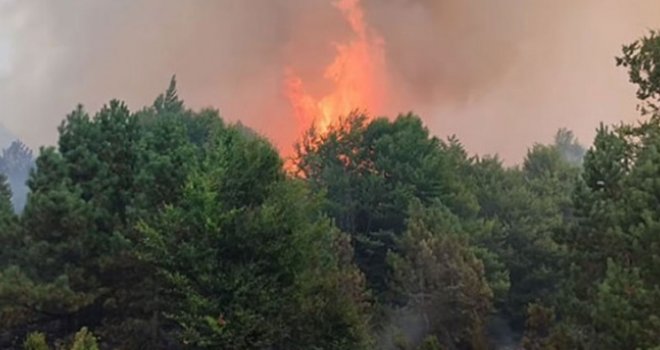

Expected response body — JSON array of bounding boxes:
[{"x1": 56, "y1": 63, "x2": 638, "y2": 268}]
[
  {"x1": 547, "y1": 31, "x2": 660, "y2": 348},
  {"x1": 388, "y1": 201, "x2": 492, "y2": 349},
  {"x1": 140, "y1": 124, "x2": 372, "y2": 349},
  {"x1": 0, "y1": 173, "x2": 17, "y2": 266},
  {"x1": 295, "y1": 113, "x2": 478, "y2": 297}
]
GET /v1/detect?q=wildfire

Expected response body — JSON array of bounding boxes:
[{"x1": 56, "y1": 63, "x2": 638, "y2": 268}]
[{"x1": 285, "y1": 0, "x2": 386, "y2": 134}]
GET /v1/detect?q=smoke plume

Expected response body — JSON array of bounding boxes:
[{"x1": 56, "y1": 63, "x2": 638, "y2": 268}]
[{"x1": 0, "y1": 0, "x2": 659, "y2": 162}]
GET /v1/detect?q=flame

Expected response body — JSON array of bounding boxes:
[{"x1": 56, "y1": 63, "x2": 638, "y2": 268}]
[{"x1": 285, "y1": 0, "x2": 386, "y2": 134}]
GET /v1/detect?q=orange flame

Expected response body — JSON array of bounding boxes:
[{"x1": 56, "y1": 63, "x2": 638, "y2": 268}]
[{"x1": 285, "y1": 0, "x2": 386, "y2": 134}]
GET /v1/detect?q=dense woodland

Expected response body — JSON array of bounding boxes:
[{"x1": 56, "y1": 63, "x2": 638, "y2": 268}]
[{"x1": 0, "y1": 32, "x2": 659, "y2": 350}]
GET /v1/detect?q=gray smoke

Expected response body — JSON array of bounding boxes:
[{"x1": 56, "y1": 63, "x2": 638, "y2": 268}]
[
  {"x1": 0, "y1": 0, "x2": 659, "y2": 162},
  {"x1": 0, "y1": 140, "x2": 33, "y2": 212},
  {"x1": 0, "y1": 124, "x2": 15, "y2": 149}
]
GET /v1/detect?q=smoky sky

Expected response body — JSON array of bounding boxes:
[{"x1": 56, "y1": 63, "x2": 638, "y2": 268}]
[{"x1": 0, "y1": 0, "x2": 659, "y2": 162}]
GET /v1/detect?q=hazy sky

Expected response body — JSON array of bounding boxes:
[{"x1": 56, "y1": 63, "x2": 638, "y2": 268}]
[
  {"x1": 0, "y1": 0, "x2": 659, "y2": 162},
  {"x1": 0, "y1": 40, "x2": 10, "y2": 76}
]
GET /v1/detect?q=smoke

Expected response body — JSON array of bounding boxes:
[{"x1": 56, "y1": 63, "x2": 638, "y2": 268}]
[
  {"x1": 0, "y1": 124, "x2": 15, "y2": 149},
  {"x1": 0, "y1": 140, "x2": 33, "y2": 212},
  {"x1": 0, "y1": 0, "x2": 659, "y2": 162},
  {"x1": 376, "y1": 307, "x2": 428, "y2": 350},
  {"x1": 363, "y1": 0, "x2": 660, "y2": 162}
]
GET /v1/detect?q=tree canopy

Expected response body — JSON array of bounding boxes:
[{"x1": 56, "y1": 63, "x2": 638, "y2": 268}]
[{"x1": 1, "y1": 30, "x2": 660, "y2": 350}]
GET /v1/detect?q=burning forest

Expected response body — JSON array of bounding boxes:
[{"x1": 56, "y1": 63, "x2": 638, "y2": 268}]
[{"x1": 0, "y1": 1, "x2": 660, "y2": 349}]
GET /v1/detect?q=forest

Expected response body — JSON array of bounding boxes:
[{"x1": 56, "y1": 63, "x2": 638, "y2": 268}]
[{"x1": 0, "y1": 31, "x2": 659, "y2": 350}]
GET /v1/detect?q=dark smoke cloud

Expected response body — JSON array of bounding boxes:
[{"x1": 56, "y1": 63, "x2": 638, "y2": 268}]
[{"x1": 0, "y1": 0, "x2": 659, "y2": 162}]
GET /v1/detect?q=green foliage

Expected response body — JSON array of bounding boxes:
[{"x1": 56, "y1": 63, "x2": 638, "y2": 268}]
[
  {"x1": 23, "y1": 332, "x2": 48, "y2": 350},
  {"x1": 520, "y1": 303, "x2": 577, "y2": 350},
  {"x1": 391, "y1": 330, "x2": 410, "y2": 350},
  {"x1": 589, "y1": 260, "x2": 660, "y2": 349},
  {"x1": 417, "y1": 336, "x2": 442, "y2": 350},
  {"x1": 541, "y1": 31, "x2": 660, "y2": 349},
  {"x1": 616, "y1": 30, "x2": 660, "y2": 115},
  {"x1": 153, "y1": 75, "x2": 185, "y2": 116},
  {"x1": 0, "y1": 173, "x2": 17, "y2": 265},
  {"x1": 70, "y1": 327, "x2": 98, "y2": 350},
  {"x1": 295, "y1": 113, "x2": 477, "y2": 297},
  {"x1": 466, "y1": 139, "x2": 579, "y2": 326},
  {"x1": 461, "y1": 156, "x2": 512, "y2": 304},
  {"x1": 0, "y1": 173, "x2": 12, "y2": 215},
  {"x1": 0, "y1": 80, "x2": 259, "y2": 348},
  {"x1": 139, "y1": 125, "x2": 372, "y2": 349},
  {"x1": 521, "y1": 303, "x2": 558, "y2": 350},
  {"x1": 294, "y1": 111, "x2": 585, "y2": 344},
  {"x1": 558, "y1": 122, "x2": 660, "y2": 349},
  {"x1": 388, "y1": 201, "x2": 492, "y2": 350}
]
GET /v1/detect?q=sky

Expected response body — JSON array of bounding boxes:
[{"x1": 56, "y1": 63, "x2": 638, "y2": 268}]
[
  {"x1": 0, "y1": 27, "x2": 14, "y2": 147},
  {"x1": 0, "y1": 0, "x2": 659, "y2": 163},
  {"x1": 0, "y1": 39, "x2": 10, "y2": 76}
]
